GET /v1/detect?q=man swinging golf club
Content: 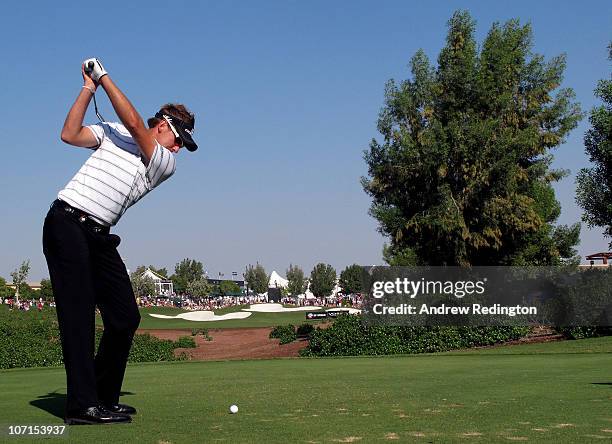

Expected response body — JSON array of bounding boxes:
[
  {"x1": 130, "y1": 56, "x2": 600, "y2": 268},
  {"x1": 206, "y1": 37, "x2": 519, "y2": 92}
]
[{"x1": 43, "y1": 57, "x2": 198, "y2": 425}]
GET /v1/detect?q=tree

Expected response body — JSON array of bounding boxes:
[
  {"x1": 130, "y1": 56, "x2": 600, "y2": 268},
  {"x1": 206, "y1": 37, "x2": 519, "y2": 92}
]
[
  {"x1": 39, "y1": 278, "x2": 54, "y2": 301},
  {"x1": 339, "y1": 264, "x2": 363, "y2": 295},
  {"x1": 187, "y1": 278, "x2": 213, "y2": 298},
  {"x1": 18, "y1": 283, "x2": 35, "y2": 301},
  {"x1": 0, "y1": 277, "x2": 13, "y2": 300},
  {"x1": 310, "y1": 263, "x2": 336, "y2": 298},
  {"x1": 362, "y1": 11, "x2": 582, "y2": 266},
  {"x1": 576, "y1": 43, "x2": 612, "y2": 248},
  {"x1": 10, "y1": 260, "x2": 30, "y2": 303},
  {"x1": 286, "y1": 264, "x2": 306, "y2": 296},
  {"x1": 130, "y1": 272, "x2": 155, "y2": 298},
  {"x1": 171, "y1": 258, "x2": 204, "y2": 293},
  {"x1": 244, "y1": 263, "x2": 268, "y2": 294},
  {"x1": 219, "y1": 280, "x2": 241, "y2": 296}
]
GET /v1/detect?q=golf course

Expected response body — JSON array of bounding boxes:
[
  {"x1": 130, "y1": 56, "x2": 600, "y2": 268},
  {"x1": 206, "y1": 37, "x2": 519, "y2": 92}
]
[
  {"x1": 1, "y1": 335, "x2": 611, "y2": 443},
  {"x1": 108, "y1": 305, "x2": 327, "y2": 330}
]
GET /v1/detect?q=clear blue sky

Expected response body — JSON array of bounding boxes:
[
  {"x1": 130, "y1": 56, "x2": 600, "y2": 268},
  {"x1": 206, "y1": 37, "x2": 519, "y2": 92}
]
[{"x1": 0, "y1": 1, "x2": 610, "y2": 281}]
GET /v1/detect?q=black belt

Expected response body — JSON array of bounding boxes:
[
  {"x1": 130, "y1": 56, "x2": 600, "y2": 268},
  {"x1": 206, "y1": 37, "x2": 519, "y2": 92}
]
[{"x1": 51, "y1": 199, "x2": 110, "y2": 234}]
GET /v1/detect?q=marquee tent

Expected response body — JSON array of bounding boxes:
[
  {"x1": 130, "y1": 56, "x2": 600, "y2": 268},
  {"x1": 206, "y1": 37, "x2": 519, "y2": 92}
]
[{"x1": 268, "y1": 270, "x2": 289, "y2": 288}]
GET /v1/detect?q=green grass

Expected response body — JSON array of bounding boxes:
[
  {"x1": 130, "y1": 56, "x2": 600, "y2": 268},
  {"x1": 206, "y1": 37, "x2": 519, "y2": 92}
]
[
  {"x1": 446, "y1": 335, "x2": 612, "y2": 355},
  {"x1": 1, "y1": 337, "x2": 611, "y2": 443},
  {"x1": 129, "y1": 305, "x2": 325, "y2": 329}
]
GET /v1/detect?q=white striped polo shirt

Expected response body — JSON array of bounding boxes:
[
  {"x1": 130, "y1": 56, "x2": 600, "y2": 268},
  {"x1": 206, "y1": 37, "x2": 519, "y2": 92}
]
[{"x1": 58, "y1": 121, "x2": 176, "y2": 226}]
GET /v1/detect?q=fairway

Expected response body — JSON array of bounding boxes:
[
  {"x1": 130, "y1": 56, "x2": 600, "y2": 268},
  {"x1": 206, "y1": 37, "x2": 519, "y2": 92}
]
[
  {"x1": 1, "y1": 337, "x2": 611, "y2": 443},
  {"x1": 114, "y1": 306, "x2": 326, "y2": 329}
]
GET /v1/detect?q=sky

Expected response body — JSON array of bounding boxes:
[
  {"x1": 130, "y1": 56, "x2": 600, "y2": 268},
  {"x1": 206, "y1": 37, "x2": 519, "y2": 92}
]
[{"x1": 0, "y1": 1, "x2": 610, "y2": 281}]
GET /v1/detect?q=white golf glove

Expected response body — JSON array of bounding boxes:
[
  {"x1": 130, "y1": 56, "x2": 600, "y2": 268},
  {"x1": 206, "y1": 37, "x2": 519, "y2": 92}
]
[{"x1": 83, "y1": 57, "x2": 108, "y2": 83}]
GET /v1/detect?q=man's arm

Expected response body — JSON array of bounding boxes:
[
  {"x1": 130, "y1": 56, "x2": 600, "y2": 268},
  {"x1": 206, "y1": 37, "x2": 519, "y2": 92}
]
[
  {"x1": 60, "y1": 64, "x2": 99, "y2": 148},
  {"x1": 97, "y1": 75, "x2": 157, "y2": 162}
]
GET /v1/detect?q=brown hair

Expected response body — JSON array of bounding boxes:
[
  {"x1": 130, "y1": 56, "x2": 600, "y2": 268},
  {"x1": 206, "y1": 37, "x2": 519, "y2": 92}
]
[{"x1": 147, "y1": 103, "x2": 195, "y2": 129}]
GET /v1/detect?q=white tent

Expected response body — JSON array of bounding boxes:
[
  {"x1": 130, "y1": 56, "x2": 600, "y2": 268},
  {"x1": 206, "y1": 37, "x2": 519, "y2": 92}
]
[
  {"x1": 141, "y1": 268, "x2": 173, "y2": 295},
  {"x1": 268, "y1": 270, "x2": 289, "y2": 288}
]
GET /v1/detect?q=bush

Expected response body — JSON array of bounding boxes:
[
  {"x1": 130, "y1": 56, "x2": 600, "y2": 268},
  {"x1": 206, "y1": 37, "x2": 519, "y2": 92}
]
[
  {"x1": 0, "y1": 308, "x2": 63, "y2": 369},
  {"x1": 0, "y1": 306, "x2": 191, "y2": 369},
  {"x1": 175, "y1": 335, "x2": 197, "y2": 348},
  {"x1": 127, "y1": 332, "x2": 183, "y2": 362},
  {"x1": 269, "y1": 324, "x2": 297, "y2": 344},
  {"x1": 296, "y1": 323, "x2": 315, "y2": 338},
  {"x1": 300, "y1": 314, "x2": 530, "y2": 357},
  {"x1": 557, "y1": 326, "x2": 612, "y2": 340}
]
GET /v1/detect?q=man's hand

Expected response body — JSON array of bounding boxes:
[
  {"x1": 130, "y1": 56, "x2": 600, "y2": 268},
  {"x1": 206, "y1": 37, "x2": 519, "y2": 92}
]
[
  {"x1": 83, "y1": 58, "x2": 108, "y2": 84},
  {"x1": 81, "y1": 64, "x2": 96, "y2": 92}
]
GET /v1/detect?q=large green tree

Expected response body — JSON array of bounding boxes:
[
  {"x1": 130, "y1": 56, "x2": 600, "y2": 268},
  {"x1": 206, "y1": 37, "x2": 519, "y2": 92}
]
[
  {"x1": 286, "y1": 264, "x2": 307, "y2": 296},
  {"x1": 187, "y1": 278, "x2": 213, "y2": 298},
  {"x1": 362, "y1": 11, "x2": 582, "y2": 266},
  {"x1": 339, "y1": 264, "x2": 363, "y2": 295},
  {"x1": 218, "y1": 280, "x2": 241, "y2": 296},
  {"x1": 244, "y1": 263, "x2": 268, "y2": 294},
  {"x1": 310, "y1": 263, "x2": 336, "y2": 298},
  {"x1": 576, "y1": 43, "x2": 612, "y2": 248},
  {"x1": 130, "y1": 272, "x2": 155, "y2": 298},
  {"x1": 171, "y1": 258, "x2": 204, "y2": 293}
]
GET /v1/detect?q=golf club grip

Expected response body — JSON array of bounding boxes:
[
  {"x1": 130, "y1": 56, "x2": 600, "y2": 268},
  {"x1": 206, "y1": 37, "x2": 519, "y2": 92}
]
[{"x1": 85, "y1": 61, "x2": 94, "y2": 73}]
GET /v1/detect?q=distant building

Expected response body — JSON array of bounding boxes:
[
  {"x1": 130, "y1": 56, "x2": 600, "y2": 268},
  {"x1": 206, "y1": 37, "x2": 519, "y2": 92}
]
[
  {"x1": 141, "y1": 268, "x2": 174, "y2": 295},
  {"x1": 206, "y1": 278, "x2": 245, "y2": 288},
  {"x1": 6, "y1": 282, "x2": 41, "y2": 291},
  {"x1": 579, "y1": 252, "x2": 611, "y2": 269}
]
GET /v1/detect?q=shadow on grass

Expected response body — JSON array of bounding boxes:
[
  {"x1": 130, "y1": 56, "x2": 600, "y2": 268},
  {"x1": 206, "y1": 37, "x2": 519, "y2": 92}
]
[
  {"x1": 30, "y1": 391, "x2": 135, "y2": 419},
  {"x1": 591, "y1": 382, "x2": 612, "y2": 386}
]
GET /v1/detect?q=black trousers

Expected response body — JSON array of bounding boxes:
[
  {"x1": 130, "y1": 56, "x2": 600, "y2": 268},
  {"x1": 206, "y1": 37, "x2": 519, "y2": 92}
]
[{"x1": 42, "y1": 202, "x2": 140, "y2": 413}]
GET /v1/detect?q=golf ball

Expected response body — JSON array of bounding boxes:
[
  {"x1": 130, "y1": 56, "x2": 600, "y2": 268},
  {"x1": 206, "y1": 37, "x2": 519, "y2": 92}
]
[{"x1": 229, "y1": 404, "x2": 238, "y2": 414}]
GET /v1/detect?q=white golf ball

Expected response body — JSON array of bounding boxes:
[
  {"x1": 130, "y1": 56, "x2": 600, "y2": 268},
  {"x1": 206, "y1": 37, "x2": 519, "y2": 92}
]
[{"x1": 229, "y1": 404, "x2": 238, "y2": 414}]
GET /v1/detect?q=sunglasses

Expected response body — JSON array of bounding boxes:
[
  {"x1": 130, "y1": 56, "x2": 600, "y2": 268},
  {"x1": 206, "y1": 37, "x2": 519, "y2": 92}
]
[{"x1": 162, "y1": 116, "x2": 184, "y2": 148}]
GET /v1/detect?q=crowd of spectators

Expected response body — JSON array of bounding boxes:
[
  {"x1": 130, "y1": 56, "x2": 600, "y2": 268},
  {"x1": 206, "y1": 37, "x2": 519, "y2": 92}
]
[
  {"x1": 135, "y1": 292, "x2": 363, "y2": 310},
  {"x1": 2, "y1": 292, "x2": 363, "y2": 312},
  {"x1": 2, "y1": 297, "x2": 55, "y2": 311},
  {"x1": 136, "y1": 293, "x2": 269, "y2": 310},
  {"x1": 282, "y1": 293, "x2": 364, "y2": 309}
]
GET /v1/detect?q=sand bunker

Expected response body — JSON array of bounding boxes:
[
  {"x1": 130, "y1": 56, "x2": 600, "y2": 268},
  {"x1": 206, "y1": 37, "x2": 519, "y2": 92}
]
[
  {"x1": 243, "y1": 303, "x2": 322, "y2": 313},
  {"x1": 148, "y1": 304, "x2": 359, "y2": 321},
  {"x1": 149, "y1": 311, "x2": 252, "y2": 322}
]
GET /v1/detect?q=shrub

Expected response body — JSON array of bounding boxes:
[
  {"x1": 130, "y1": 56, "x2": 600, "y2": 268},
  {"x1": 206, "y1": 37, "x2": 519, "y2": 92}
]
[
  {"x1": 0, "y1": 310, "x2": 63, "y2": 369},
  {"x1": 127, "y1": 333, "x2": 182, "y2": 362},
  {"x1": 0, "y1": 306, "x2": 191, "y2": 369},
  {"x1": 557, "y1": 326, "x2": 612, "y2": 340},
  {"x1": 296, "y1": 323, "x2": 315, "y2": 338},
  {"x1": 300, "y1": 314, "x2": 530, "y2": 357},
  {"x1": 269, "y1": 324, "x2": 297, "y2": 344},
  {"x1": 175, "y1": 335, "x2": 197, "y2": 348}
]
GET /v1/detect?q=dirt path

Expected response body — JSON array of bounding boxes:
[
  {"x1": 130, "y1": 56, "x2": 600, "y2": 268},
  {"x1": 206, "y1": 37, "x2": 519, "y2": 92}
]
[
  {"x1": 137, "y1": 325, "x2": 565, "y2": 361},
  {"x1": 137, "y1": 327, "x2": 308, "y2": 361}
]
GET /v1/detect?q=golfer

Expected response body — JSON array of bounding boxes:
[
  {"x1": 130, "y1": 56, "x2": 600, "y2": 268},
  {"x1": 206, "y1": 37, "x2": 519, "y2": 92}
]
[{"x1": 43, "y1": 58, "x2": 198, "y2": 425}]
